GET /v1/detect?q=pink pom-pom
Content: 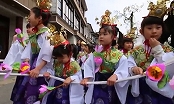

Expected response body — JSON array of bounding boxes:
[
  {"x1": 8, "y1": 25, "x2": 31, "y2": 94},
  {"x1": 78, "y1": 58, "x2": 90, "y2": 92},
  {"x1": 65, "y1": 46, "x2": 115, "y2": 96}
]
[
  {"x1": 94, "y1": 57, "x2": 103, "y2": 73},
  {"x1": 95, "y1": 45, "x2": 103, "y2": 52},
  {"x1": 39, "y1": 85, "x2": 48, "y2": 93},
  {"x1": 15, "y1": 28, "x2": 21, "y2": 34}
]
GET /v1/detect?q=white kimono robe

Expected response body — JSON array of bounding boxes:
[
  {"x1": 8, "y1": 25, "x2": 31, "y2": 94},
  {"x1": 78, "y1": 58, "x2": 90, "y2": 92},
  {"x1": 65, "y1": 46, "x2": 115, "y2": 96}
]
[
  {"x1": 3, "y1": 40, "x2": 24, "y2": 65},
  {"x1": 21, "y1": 28, "x2": 53, "y2": 74},
  {"x1": 84, "y1": 53, "x2": 129, "y2": 104},
  {"x1": 40, "y1": 58, "x2": 84, "y2": 104},
  {"x1": 128, "y1": 44, "x2": 174, "y2": 98}
]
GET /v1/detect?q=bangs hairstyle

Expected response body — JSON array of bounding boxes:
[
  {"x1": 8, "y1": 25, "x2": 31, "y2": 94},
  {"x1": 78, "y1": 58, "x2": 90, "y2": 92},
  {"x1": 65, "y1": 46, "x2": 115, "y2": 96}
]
[
  {"x1": 141, "y1": 16, "x2": 164, "y2": 29},
  {"x1": 86, "y1": 44, "x2": 94, "y2": 53},
  {"x1": 26, "y1": 23, "x2": 31, "y2": 28},
  {"x1": 31, "y1": 7, "x2": 51, "y2": 26},
  {"x1": 99, "y1": 25, "x2": 123, "y2": 46},
  {"x1": 52, "y1": 44, "x2": 72, "y2": 58},
  {"x1": 141, "y1": 16, "x2": 169, "y2": 43}
]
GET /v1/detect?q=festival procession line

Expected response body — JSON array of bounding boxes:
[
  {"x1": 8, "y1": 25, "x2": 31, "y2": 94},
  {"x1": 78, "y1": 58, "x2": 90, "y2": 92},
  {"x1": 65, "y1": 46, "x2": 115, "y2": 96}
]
[{"x1": 0, "y1": 56, "x2": 174, "y2": 84}]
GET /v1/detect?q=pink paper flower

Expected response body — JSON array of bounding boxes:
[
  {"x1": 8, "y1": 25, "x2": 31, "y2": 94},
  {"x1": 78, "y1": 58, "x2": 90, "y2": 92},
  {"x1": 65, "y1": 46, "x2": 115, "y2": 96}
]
[
  {"x1": 94, "y1": 56, "x2": 102, "y2": 73},
  {"x1": 146, "y1": 63, "x2": 165, "y2": 81},
  {"x1": 39, "y1": 85, "x2": 48, "y2": 93},
  {"x1": 15, "y1": 28, "x2": 21, "y2": 34},
  {"x1": 20, "y1": 62, "x2": 30, "y2": 74},
  {"x1": 0, "y1": 63, "x2": 12, "y2": 79},
  {"x1": 95, "y1": 45, "x2": 103, "y2": 52}
]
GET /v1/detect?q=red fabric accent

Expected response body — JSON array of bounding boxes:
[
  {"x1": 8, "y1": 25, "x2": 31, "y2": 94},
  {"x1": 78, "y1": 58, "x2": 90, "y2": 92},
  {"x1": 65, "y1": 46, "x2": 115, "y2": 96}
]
[
  {"x1": 143, "y1": 40, "x2": 152, "y2": 59},
  {"x1": 123, "y1": 49, "x2": 128, "y2": 54},
  {"x1": 62, "y1": 60, "x2": 70, "y2": 77},
  {"x1": 103, "y1": 44, "x2": 110, "y2": 52}
]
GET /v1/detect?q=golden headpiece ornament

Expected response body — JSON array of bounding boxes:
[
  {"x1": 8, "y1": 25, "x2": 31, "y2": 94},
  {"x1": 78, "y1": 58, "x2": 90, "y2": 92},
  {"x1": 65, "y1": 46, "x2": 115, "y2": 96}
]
[
  {"x1": 95, "y1": 10, "x2": 117, "y2": 27},
  {"x1": 124, "y1": 27, "x2": 137, "y2": 39},
  {"x1": 47, "y1": 24, "x2": 69, "y2": 47},
  {"x1": 36, "y1": 0, "x2": 52, "y2": 11},
  {"x1": 146, "y1": 0, "x2": 169, "y2": 18},
  {"x1": 81, "y1": 41, "x2": 86, "y2": 45}
]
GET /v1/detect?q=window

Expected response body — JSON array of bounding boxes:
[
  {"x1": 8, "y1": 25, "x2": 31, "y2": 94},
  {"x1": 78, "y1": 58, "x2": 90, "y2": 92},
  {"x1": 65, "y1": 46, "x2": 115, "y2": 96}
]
[
  {"x1": 63, "y1": 0, "x2": 74, "y2": 28},
  {"x1": 74, "y1": 15, "x2": 80, "y2": 32},
  {"x1": 80, "y1": 23, "x2": 84, "y2": 34},
  {"x1": 57, "y1": 0, "x2": 62, "y2": 16}
]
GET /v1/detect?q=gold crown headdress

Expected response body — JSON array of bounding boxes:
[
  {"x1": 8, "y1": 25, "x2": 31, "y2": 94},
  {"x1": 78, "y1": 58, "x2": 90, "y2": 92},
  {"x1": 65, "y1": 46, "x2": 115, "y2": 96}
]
[
  {"x1": 146, "y1": 0, "x2": 169, "y2": 18},
  {"x1": 47, "y1": 24, "x2": 69, "y2": 47},
  {"x1": 124, "y1": 27, "x2": 137, "y2": 39},
  {"x1": 95, "y1": 10, "x2": 117, "y2": 27},
  {"x1": 81, "y1": 41, "x2": 86, "y2": 45},
  {"x1": 36, "y1": 0, "x2": 52, "y2": 11}
]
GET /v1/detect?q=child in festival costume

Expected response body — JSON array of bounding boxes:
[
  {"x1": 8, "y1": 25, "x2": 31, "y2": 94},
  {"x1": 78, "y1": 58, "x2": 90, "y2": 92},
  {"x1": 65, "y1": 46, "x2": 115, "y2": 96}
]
[
  {"x1": 77, "y1": 41, "x2": 87, "y2": 62},
  {"x1": 80, "y1": 44, "x2": 94, "y2": 68},
  {"x1": 3, "y1": 23, "x2": 34, "y2": 66},
  {"x1": 80, "y1": 10, "x2": 129, "y2": 104},
  {"x1": 126, "y1": 0, "x2": 174, "y2": 104},
  {"x1": 119, "y1": 28, "x2": 135, "y2": 56},
  {"x1": 11, "y1": 0, "x2": 53, "y2": 103},
  {"x1": 41, "y1": 28, "x2": 84, "y2": 104},
  {"x1": 10, "y1": 23, "x2": 34, "y2": 102}
]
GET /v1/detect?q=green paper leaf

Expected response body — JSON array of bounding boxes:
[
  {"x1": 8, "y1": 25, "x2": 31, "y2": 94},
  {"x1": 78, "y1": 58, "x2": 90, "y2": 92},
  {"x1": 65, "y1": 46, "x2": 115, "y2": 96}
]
[
  {"x1": 157, "y1": 71, "x2": 170, "y2": 89},
  {"x1": 12, "y1": 62, "x2": 20, "y2": 71},
  {"x1": 101, "y1": 70, "x2": 107, "y2": 73},
  {"x1": 47, "y1": 86, "x2": 55, "y2": 90},
  {"x1": 39, "y1": 91, "x2": 47, "y2": 99}
]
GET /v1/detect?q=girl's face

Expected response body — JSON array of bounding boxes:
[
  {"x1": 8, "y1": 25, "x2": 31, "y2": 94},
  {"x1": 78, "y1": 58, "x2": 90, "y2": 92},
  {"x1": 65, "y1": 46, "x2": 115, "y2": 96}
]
[
  {"x1": 99, "y1": 28, "x2": 114, "y2": 46},
  {"x1": 124, "y1": 42, "x2": 133, "y2": 51},
  {"x1": 28, "y1": 10, "x2": 41, "y2": 27},
  {"x1": 77, "y1": 40, "x2": 81, "y2": 45},
  {"x1": 85, "y1": 46, "x2": 89, "y2": 53},
  {"x1": 81, "y1": 44, "x2": 86, "y2": 51},
  {"x1": 141, "y1": 24, "x2": 162, "y2": 40},
  {"x1": 57, "y1": 54, "x2": 70, "y2": 64}
]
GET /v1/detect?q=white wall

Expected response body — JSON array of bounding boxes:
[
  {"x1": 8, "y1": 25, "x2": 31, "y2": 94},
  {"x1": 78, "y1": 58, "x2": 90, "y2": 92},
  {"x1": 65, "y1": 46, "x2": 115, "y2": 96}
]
[{"x1": 68, "y1": 35, "x2": 77, "y2": 44}]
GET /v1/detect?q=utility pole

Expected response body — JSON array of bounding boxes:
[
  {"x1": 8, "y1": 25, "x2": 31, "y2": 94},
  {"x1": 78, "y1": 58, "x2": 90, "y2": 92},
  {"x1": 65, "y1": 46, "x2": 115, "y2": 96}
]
[{"x1": 130, "y1": 12, "x2": 133, "y2": 30}]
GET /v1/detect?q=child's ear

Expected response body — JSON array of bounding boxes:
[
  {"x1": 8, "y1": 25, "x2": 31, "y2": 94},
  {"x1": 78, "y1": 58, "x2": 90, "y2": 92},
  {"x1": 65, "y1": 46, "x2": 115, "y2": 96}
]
[{"x1": 139, "y1": 29, "x2": 143, "y2": 35}]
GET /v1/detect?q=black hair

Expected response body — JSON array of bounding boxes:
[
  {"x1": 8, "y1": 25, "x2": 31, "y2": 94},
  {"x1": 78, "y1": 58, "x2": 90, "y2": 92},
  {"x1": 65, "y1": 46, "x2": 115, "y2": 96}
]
[
  {"x1": 141, "y1": 16, "x2": 169, "y2": 43},
  {"x1": 31, "y1": 7, "x2": 51, "y2": 26},
  {"x1": 86, "y1": 44, "x2": 94, "y2": 53},
  {"x1": 26, "y1": 23, "x2": 31, "y2": 28},
  {"x1": 99, "y1": 25, "x2": 123, "y2": 46},
  {"x1": 70, "y1": 44, "x2": 78, "y2": 60},
  {"x1": 52, "y1": 44, "x2": 72, "y2": 58},
  {"x1": 118, "y1": 38, "x2": 134, "y2": 50}
]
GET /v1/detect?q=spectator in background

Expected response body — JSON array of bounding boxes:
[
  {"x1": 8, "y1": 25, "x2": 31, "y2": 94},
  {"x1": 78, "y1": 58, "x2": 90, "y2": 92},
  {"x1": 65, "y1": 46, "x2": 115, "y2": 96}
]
[{"x1": 76, "y1": 40, "x2": 81, "y2": 53}]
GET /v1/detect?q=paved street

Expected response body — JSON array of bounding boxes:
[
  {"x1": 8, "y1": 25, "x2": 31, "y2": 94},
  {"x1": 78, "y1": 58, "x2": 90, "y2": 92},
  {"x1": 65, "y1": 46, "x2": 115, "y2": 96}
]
[{"x1": 0, "y1": 76, "x2": 15, "y2": 104}]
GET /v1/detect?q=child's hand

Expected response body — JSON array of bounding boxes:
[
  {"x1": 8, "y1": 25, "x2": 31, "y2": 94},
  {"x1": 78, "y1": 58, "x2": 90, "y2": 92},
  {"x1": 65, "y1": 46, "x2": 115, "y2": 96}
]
[
  {"x1": 132, "y1": 66, "x2": 143, "y2": 75},
  {"x1": 80, "y1": 78, "x2": 89, "y2": 86},
  {"x1": 43, "y1": 72, "x2": 50, "y2": 79},
  {"x1": 149, "y1": 38, "x2": 160, "y2": 48},
  {"x1": 107, "y1": 74, "x2": 118, "y2": 86},
  {"x1": 63, "y1": 77, "x2": 73, "y2": 87},
  {"x1": 29, "y1": 68, "x2": 40, "y2": 78}
]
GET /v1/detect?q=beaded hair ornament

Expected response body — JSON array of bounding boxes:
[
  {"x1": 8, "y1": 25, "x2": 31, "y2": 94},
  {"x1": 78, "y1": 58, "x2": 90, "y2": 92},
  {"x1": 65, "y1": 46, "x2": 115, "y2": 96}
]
[
  {"x1": 36, "y1": 0, "x2": 52, "y2": 11},
  {"x1": 47, "y1": 24, "x2": 69, "y2": 48},
  {"x1": 124, "y1": 27, "x2": 137, "y2": 40},
  {"x1": 145, "y1": 0, "x2": 169, "y2": 18},
  {"x1": 95, "y1": 10, "x2": 117, "y2": 27}
]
